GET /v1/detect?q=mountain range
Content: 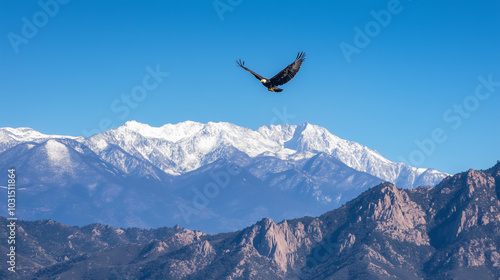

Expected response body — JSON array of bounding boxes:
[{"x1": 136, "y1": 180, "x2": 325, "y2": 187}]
[
  {"x1": 1, "y1": 162, "x2": 499, "y2": 279},
  {"x1": 0, "y1": 121, "x2": 447, "y2": 232}
]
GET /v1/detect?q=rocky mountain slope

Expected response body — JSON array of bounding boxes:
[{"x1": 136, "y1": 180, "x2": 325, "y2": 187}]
[
  {"x1": 0, "y1": 121, "x2": 448, "y2": 232},
  {"x1": 1, "y1": 162, "x2": 498, "y2": 279}
]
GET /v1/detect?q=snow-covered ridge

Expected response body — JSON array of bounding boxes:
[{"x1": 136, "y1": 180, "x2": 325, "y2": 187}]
[
  {"x1": 0, "y1": 127, "x2": 81, "y2": 154},
  {"x1": 122, "y1": 120, "x2": 205, "y2": 142},
  {"x1": 85, "y1": 120, "x2": 448, "y2": 185},
  {"x1": 0, "y1": 121, "x2": 449, "y2": 187},
  {"x1": 0, "y1": 127, "x2": 79, "y2": 142}
]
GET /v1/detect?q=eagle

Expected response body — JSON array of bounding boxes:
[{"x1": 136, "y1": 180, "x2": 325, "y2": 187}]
[{"x1": 236, "y1": 51, "x2": 306, "y2": 92}]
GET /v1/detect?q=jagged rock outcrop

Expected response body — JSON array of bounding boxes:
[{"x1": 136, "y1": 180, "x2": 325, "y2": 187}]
[{"x1": 1, "y1": 162, "x2": 499, "y2": 279}]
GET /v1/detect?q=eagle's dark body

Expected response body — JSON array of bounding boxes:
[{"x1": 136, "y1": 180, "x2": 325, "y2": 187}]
[{"x1": 236, "y1": 52, "x2": 306, "y2": 92}]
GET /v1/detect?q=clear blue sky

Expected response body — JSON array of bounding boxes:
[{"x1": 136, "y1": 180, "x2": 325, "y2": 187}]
[{"x1": 1, "y1": 0, "x2": 499, "y2": 174}]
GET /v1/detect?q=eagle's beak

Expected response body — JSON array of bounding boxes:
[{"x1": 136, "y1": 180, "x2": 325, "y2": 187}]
[{"x1": 260, "y1": 79, "x2": 264, "y2": 83}]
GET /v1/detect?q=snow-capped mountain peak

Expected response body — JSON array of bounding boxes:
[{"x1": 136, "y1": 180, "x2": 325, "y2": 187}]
[
  {"x1": 0, "y1": 127, "x2": 78, "y2": 142},
  {"x1": 0, "y1": 127, "x2": 80, "y2": 154},
  {"x1": 1, "y1": 121, "x2": 448, "y2": 187},
  {"x1": 122, "y1": 120, "x2": 205, "y2": 142},
  {"x1": 82, "y1": 120, "x2": 448, "y2": 186}
]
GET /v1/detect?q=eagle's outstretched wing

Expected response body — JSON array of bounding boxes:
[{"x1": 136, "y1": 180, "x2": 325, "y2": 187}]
[
  {"x1": 269, "y1": 52, "x2": 306, "y2": 86},
  {"x1": 236, "y1": 59, "x2": 265, "y2": 81}
]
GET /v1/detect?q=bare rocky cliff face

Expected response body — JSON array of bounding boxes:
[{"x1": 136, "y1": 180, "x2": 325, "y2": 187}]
[{"x1": 1, "y1": 162, "x2": 499, "y2": 279}]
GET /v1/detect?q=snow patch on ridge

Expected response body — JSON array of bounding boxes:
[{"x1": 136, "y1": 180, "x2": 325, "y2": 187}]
[{"x1": 45, "y1": 140, "x2": 71, "y2": 167}]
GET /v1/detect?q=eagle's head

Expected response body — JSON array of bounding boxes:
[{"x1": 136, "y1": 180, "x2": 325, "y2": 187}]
[{"x1": 260, "y1": 79, "x2": 267, "y2": 83}]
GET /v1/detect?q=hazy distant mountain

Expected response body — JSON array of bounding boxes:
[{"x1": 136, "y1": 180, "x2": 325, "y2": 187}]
[
  {"x1": 0, "y1": 121, "x2": 448, "y2": 232},
  {"x1": 2, "y1": 162, "x2": 498, "y2": 279}
]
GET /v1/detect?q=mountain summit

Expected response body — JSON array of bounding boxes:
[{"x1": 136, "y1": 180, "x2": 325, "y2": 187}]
[{"x1": 82, "y1": 120, "x2": 446, "y2": 185}]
